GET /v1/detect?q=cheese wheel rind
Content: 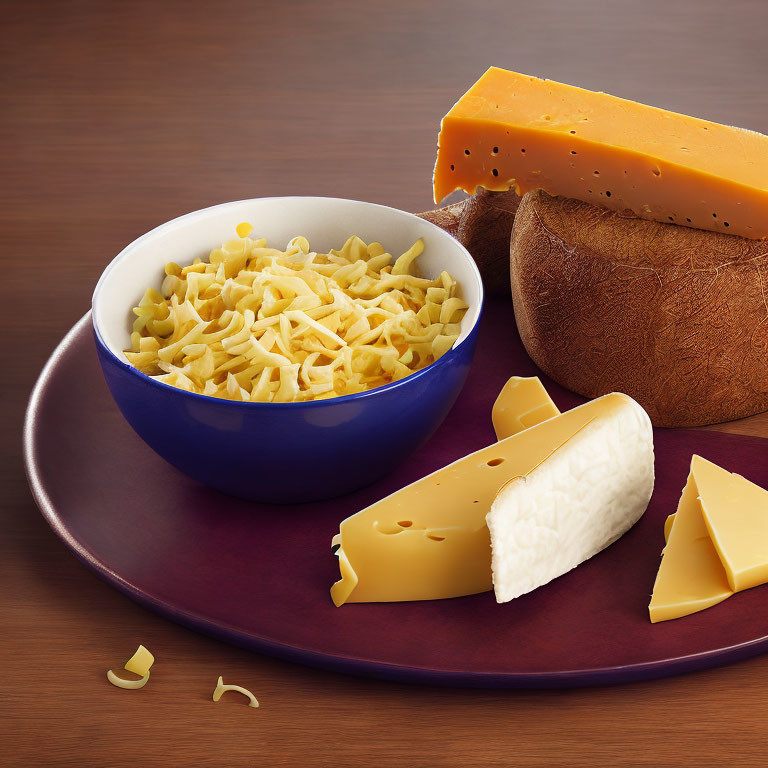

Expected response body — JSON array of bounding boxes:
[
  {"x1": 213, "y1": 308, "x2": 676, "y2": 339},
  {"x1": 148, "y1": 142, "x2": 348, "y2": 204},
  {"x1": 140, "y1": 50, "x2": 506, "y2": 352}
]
[{"x1": 510, "y1": 190, "x2": 768, "y2": 427}]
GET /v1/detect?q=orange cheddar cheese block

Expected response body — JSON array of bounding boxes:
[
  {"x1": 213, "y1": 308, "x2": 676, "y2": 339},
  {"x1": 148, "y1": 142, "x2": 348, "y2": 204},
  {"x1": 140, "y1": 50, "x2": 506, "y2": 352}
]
[{"x1": 434, "y1": 67, "x2": 768, "y2": 238}]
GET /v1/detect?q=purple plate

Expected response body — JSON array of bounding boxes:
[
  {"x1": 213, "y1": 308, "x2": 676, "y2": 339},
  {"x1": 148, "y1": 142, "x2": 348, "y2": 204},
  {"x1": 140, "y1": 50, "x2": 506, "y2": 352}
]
[{"x1": 24, "y1": 299, "x2": 768, "y2": 687}]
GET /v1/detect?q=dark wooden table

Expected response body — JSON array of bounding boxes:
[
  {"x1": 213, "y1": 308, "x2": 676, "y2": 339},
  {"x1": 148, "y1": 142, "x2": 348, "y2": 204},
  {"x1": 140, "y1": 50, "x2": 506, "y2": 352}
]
[{"x1": 4, "y1": 1, "x2": 768, "y2": 765}]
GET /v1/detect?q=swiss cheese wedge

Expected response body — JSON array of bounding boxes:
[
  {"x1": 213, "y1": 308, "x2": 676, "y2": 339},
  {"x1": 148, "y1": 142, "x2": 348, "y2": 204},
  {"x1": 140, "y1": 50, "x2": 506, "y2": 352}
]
[
  {"x1": 434, "y1": 67, "x2": 768, "y2": 238},
  {"x1": 331, "y1": 392, "x2": 653, "y2": 606},
  {"x1": 650, "y1": 455, "x2": 768, "y2": 622}
]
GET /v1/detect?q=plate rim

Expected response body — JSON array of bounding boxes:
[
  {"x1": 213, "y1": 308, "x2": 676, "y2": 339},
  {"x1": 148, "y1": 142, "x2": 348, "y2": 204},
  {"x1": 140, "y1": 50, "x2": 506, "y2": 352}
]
[{"x1": 23, "y1": 313, "x2": 768, "y2": 688}]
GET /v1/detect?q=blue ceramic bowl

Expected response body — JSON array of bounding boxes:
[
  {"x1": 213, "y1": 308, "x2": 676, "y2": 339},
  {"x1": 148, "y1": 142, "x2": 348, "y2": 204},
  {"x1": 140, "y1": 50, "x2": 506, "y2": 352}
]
[{"x1": 92, "y1": 197, "x2": 483, "y2": 503}]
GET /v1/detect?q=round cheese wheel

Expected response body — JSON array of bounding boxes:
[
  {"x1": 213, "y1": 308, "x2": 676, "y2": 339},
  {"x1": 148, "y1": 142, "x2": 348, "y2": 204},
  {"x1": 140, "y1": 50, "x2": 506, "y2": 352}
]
[{"x1": 510, "y1": 190, "x2": 768, "y2": 427}]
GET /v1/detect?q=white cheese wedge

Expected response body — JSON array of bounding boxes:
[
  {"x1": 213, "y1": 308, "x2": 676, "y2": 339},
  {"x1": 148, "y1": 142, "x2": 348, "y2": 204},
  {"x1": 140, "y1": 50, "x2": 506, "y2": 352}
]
[
  {"x1": 487, "y1": 394, "x2": 654, "y2": 603},
  {"x1": 331, "y1": 391, "x2": 653, "y2": 606}
]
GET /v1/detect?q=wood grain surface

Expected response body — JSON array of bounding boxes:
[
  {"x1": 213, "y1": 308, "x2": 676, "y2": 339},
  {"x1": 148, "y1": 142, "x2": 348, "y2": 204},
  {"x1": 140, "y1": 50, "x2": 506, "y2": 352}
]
[{"x1": 3, "y1": 1, "x2": 768, "y2": 765}]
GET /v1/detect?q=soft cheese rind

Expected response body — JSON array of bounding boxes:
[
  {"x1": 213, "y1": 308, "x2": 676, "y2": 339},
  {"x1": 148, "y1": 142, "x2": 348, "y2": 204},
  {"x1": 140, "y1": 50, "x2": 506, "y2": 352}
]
[{"x1": 487, "y1": 395, "x2": 654, "y2": 603}]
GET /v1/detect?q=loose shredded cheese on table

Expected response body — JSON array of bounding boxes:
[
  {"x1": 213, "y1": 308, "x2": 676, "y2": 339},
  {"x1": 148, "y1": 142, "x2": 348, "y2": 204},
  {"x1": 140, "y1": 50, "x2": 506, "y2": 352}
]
[
  {"x1": 107, "y1": 644, "x2": 155, "y2": 690},
  {"x1": 213, "y1": 676, "x2": 260, "y2": 708},
  {"x1": 125, "y1": 230, "x2": 468, "y2": 402}
]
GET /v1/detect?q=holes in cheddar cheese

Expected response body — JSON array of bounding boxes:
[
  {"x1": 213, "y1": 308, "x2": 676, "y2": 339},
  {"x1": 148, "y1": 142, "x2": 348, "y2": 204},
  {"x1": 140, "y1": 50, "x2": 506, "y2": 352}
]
[
  {"x1": 464, "y1": 149, "x2": 471, "y2": 155},
  {"x1": 427, "y1": 535, "x2": 445, "y2": 542},
  {"x1": 605, "y1": 190, "x2": 611, "y2": 197},
  {"x1": 492, "y1": 146, "x2": 499, "y2": 154},
  {"x1": 492, "y1": 169, "x2": 499, "y2": 176},
  {"x1": 487, "y1": 458, "x2": 505, "y2": 467},
  {"x1": 398, "y1": 520, "x2": 413, "y2": 528},
  {"x1": 569, "y1": 130, "x2": 576, "y2": 134},
  {"x1": 712, "y1": 212, "x2": 717, "y2": 218},
  {"x1": 521, "y1": 148, "x2": 526, "y2": 153},
  {"x1": 593, "y1": 170, "x2": 600, "y2": 176},
  {"x1": 473, "y1": 500, "x2": 479, "y2": 503},
  {"x1": 724, "y1": 221, "x2": 730, "y2": 227}
]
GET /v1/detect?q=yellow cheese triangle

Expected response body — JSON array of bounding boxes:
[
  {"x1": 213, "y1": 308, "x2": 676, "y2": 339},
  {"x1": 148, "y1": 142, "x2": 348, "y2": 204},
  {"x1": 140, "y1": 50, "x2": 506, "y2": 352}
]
[
  {"x1": 331, "y1": 393, "x2": 641, "y2": 606},
  {"x1": 492, "y1": 376, "x2": 560, "y2": 440},
  {"x1": 649, "y1": 469, "x2": 733, "y2": 623},
  {"x1": 693, "y1": 455, "x2": 768, "y2": 592}
]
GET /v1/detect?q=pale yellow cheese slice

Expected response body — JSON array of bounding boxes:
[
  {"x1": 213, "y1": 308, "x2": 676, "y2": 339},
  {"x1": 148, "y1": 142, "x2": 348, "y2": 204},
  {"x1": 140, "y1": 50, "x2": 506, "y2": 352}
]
[
  {"x1": 331, "y1": 392, "x2": 644, "y2": 606},
  {"x1": 694, "y1": 455, "x2": 768, "y2": 592},
  {"x1": 492, "y1": 376, "x2": 560, "y2": 440},
  {"x1": 649, "y1": 470, "x2": 733, "y2": 623},
  {"x1": 650, "y1": 454, "x2": 768, "y2": 622}
]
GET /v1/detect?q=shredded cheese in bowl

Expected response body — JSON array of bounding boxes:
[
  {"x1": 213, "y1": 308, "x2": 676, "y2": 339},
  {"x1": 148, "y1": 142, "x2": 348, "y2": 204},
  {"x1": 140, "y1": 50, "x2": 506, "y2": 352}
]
[{"x1": 125, "y1": 229, "x2": 467, "y2": 402}]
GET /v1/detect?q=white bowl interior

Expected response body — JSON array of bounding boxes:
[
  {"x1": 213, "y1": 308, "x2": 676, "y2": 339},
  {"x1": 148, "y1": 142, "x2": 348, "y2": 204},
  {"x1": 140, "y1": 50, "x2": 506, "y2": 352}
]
[{"x1": 93, "y1": 196, "x2": 483, "y2": 360}]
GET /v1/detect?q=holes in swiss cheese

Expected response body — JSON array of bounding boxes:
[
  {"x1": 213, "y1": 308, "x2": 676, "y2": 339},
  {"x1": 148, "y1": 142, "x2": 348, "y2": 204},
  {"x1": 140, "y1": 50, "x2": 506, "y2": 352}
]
[
  {"x1": 450, "y1": 164, "x2": 455, "y2": 171},
  {"x1": 464, "y1": 149, "x2": 471, "y2": 155},
  {"x1": 487, "y1": 458, "x2": 505, "y2": 467},
  {"x1": 492, "y1": 146, "x2": 499, "y2": 154},
  {"x1": 397, "y1": 520, "x2": 413, "y2": 528},
  {"x1": 427, "y1": 535, "x2": 445, "y2": 542},
  {"x1": 492, "y1": 168, "x2": 499, "y2": 176}
]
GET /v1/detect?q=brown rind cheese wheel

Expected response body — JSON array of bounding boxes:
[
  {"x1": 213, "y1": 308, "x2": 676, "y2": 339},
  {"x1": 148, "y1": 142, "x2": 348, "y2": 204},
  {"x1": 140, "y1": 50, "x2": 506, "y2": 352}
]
[{"x1": 510, "y1": 190, "x2": 768, "y2": 427}]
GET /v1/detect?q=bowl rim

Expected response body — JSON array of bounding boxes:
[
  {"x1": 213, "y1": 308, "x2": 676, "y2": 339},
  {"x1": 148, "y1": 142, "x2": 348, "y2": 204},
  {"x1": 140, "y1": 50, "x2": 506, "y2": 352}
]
[{"x1": 92, "y1": 195, "x2": 485, "y2": 409}]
